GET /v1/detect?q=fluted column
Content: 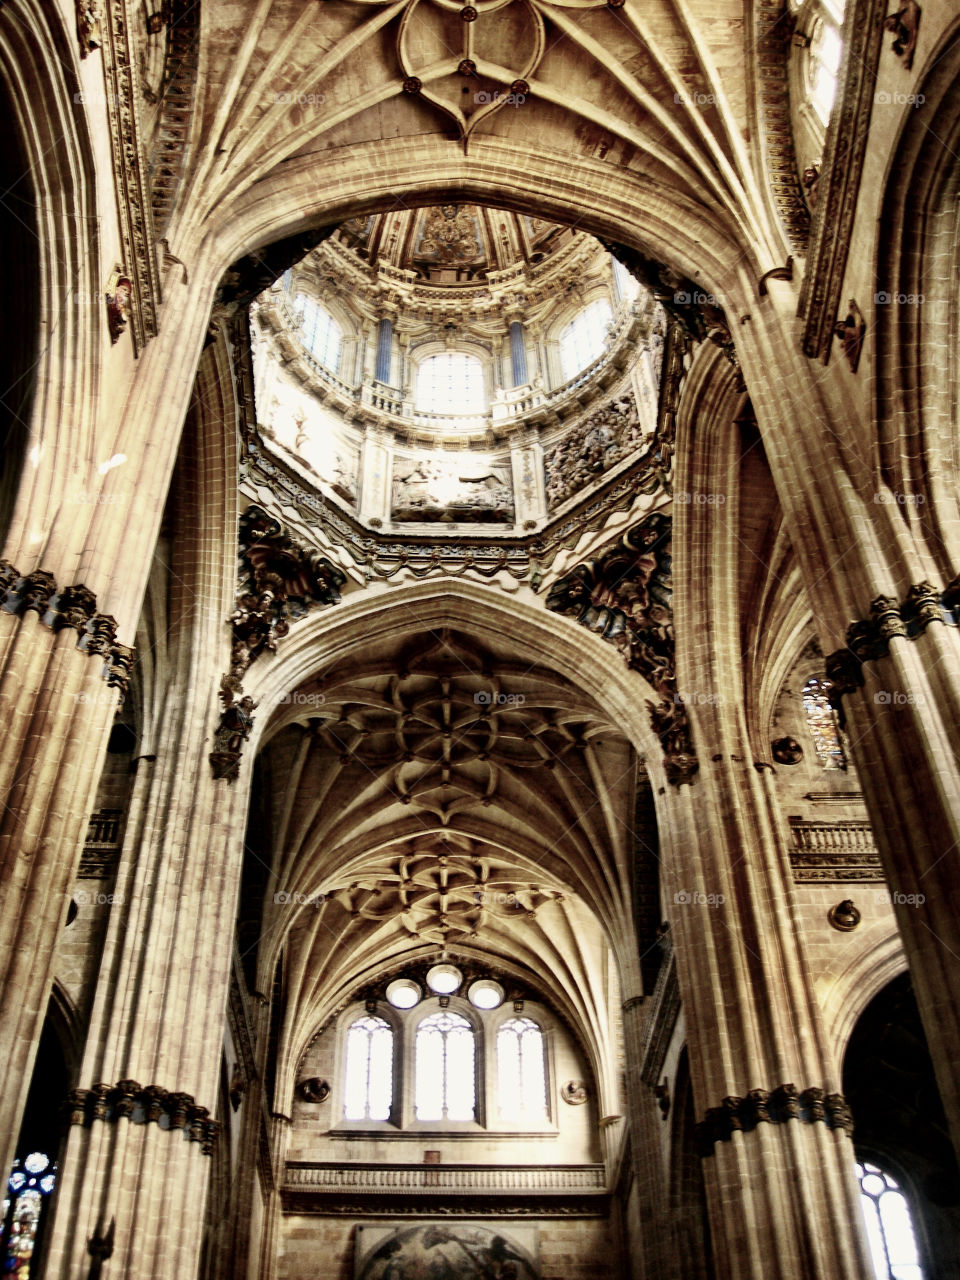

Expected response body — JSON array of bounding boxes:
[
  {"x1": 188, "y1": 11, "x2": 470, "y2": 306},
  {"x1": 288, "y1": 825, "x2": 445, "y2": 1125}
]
[
  {"x1": 662, "y1": 347, "x2": 872, "y2": 1279},
  {"x1": 509, "y1": 320, "x2": 528, "y2": 387},
  {"x1": 0, "y1": 256, "x2": 222, "y2": 1182},
  {"x1": 43, "y1": 335, "x2": 246, "y2": 1280},
  {"x1": 375, "y1": 316, "x2": 393, "y2": 385},
  {"x1": 733, "y1": 285, "x2": 960, "y2": 1159}
]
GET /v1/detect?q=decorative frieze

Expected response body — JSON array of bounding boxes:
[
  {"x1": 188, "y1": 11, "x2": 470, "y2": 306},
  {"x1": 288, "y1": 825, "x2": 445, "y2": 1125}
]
[
  {"x1": 149, "y1": 0, "x2": 201, "y2": 236},
  {"x1": 544, "y1": 512, "x2": 698, "y2": 785},
  {"x1": 0, "y1": 561, "x2": 135, "y2": 696},
  {"x1": 798, "y1": 0, "x2": 887, "y2": 361},
  {"x1": 695, "y1": 1085, "x2": 854, "y2": 1156},
  {"x1": 755, "y1": 0, "x2": 810, "y2": 252},
  {"x1": 66, "y1": 1082, "x2": 220, "y2": 1153},
  {"x1": 99, "y1": 0, "x2": 162, "y2": 352},
  {"x1": 80, "y1": 808, "x2": 124, "y2": 879}
]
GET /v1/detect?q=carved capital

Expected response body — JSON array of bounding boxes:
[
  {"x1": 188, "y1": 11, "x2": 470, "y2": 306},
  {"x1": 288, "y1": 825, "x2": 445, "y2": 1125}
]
[{"x1": 903, "y1": 580, "x2": 942, "y2": 634}]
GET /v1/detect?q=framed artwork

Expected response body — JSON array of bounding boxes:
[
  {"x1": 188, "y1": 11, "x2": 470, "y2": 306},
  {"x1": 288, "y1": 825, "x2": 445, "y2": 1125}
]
[{"x1": 355, "y1": 1222, "x2": 540, "y2": 1280}]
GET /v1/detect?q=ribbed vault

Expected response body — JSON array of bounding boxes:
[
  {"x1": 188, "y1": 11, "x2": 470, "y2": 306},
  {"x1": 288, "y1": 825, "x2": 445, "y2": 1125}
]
[{"x1": 242, "y1": 628, "x2": 647, "y2": 1113}]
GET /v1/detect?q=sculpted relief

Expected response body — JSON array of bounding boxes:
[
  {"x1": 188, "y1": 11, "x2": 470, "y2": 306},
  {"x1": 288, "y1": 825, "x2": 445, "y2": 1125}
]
[
  {"x1": 544, "y1": 394, "x2": 648, "y2": 510},
  {"x1": 392, "y1": 453, "x2": 514, "y2": 524}
]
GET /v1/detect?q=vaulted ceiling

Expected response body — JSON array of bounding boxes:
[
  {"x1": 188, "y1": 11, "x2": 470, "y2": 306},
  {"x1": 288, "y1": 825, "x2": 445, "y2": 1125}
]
[
  {"x1": 171, "y1": 0, "x2": 786, "y2": 283},
  {"x1": 239, "y1": 628, "x2": 652, "y2": 1105}
]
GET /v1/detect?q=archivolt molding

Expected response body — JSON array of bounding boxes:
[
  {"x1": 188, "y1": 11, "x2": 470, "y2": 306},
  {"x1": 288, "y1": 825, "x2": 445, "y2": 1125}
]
[{"x1": 820, "y1": 932, "x2": 906, "y2": 1061}]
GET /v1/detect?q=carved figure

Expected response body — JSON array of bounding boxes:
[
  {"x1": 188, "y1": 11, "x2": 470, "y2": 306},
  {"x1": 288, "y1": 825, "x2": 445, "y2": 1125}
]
[
  {"x1": 834, "y1": 300, "x2": 866, "y2": 373},
  {"x1": 772, "y1": 736, "x2": 804, "y2": 765},
  {"x1": 884, "y1": 0, "x2": 921, "y2": 70},
  {"x1": 105, "y1": 273, "x2": 133, "y2": 344}
]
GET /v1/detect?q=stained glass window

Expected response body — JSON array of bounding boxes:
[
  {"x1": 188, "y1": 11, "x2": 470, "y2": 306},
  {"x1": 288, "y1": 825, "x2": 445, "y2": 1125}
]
[
  {"x1": 497, "y1": 1017, "x2": 547, "y2": 1121},
  {"x1": 415, "y1": 1011, "x2": 476, "y2": 1121},
  {"x1": 2, "y1": 1152, "x2": 56, "y2": 1276},
  {"x1": 415, "y1": 353, "x2": 486, "y2": 415},
  {"x1": 292, "y1": 294, "x2": 342, "y2": 372},
  {"x1": 559, "y1": 298, "x2": 613, "y2": 381},
  {"x1": 802, "y1": 676, "x2": 847, "y2": 770},
  {"x1": 856, "y1": 1161, "x2": 924, "y2": 1280},
  {"x1": 343, "y1": 1015, "x2": 393, "y2": 1121}
]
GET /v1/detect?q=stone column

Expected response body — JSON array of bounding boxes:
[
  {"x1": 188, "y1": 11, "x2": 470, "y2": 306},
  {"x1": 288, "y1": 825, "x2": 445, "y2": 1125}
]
[
  {"x1": 375, "y1": 316, "x2": 393, "y2": 385},
  {"x1": 660, "y1": 349, "x2": 873, "y2": 1279},
  {"x1": 42, "y1": 336, "x2": 248, "y2": 1280},
  {"x1": 0, "y1": 259, "x2": 221, "y2": 1182},
  {"x1": 510, "y1": 434, "x2": 545, "y2": 528},
  {"x1": 733, "y1": 284, "x2": 960, "y2": 1160},
  {"x1": 509, "y1": 320, "x2": 528, "y2": 387}
]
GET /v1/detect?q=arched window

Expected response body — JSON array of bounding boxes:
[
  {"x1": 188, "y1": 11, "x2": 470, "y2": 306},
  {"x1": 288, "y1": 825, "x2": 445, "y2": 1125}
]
[
  {"x1": 415, "y1": 1011, "x2": 476, "y2": 1121},
  {"x1": 559, "y1": 298, "x2": 613, "y2": 381},
  {"x1": 415, "y1": 352, "x2": 486, "y2": 415},
  {"x1": 497, "y1": 1017, "x2": 547, "y2": 1121},
  {"x1": 292, "y1": 293, "x2": 342, "y2": 372},
  {"x1": 802, "y1": 0, "x2": 846, "y2": 126},
  {"x1": 2, "y1": 1152, "x2": 57, "y2": 1274},
  {"x1": 611, "y1": 256, "x2": 639, "y2": 303},
  {"x1": 856, "y1": 1161, "x2": 925, "y2": 1279},
  {"x1": 343, "y1": 1014, "x2": 393, "y2": 1120},
  {"x1": 802, "y1": 675, "x2": 847, "y2": 769}
]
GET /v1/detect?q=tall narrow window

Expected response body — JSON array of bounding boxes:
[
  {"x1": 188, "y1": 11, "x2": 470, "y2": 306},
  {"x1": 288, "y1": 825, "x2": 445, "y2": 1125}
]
[
  {"x1": 343, "y1": 1015, "x2": 393, "y2": 1121},
  {"x1": 415, "y1": 1011, "x2": 476, "y2": 1121},
  {"x1": 292, "y1": 294, "x2": 342, "y2": 372},
  {"x1": 2, "y1": 1152, "x2": 57, "y2": 1274},
  {"x1": 497, "y1": 1017, "x2": 547, "y2": 1121},
  {"x1": 415, "y1": 353, "x2": 486, "y2": 415},
  {"x1": 805, "y1": 0, "x2": 846, "y2": 125},
  {"x1": 611, "y1": 256, "x2": 639, "y2": 303},
  {"x1": 559, "y1": 298, "x2": 613, "y2": 381},
  {"x1": 856, "y1": 1161, "x2": 924, "y2": 1280},
  {"x1": 802, "y1": 676, "x2": 847, "y2": 770}
]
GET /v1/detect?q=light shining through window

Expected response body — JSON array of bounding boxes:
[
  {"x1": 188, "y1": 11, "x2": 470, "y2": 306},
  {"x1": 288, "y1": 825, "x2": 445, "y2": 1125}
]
[
  {"x1": 559, "y1": 298, "x2": 613, "y2": 381},
  {"x1": 415, "y1": 1011, "x2": 476, "y2": 1121},
  {"x1": 415, "y1": 353, "x2": 486, "y2": 415},
  {"x1": 343, "y1": 1015, "x2": 393, "y2": 1120},
  {"x1": 293, "y1": 294, "x2": 342, "y2": 372},
  {"x1": 497, "y1": 1017, "x2": 547, "y2": 1121},
  {"x1": 802, "y1": 676, "x2": 847, "y2": 770},
  {"x1": 856, "y1": 1162, "x2": 924, "y2": 1280}
]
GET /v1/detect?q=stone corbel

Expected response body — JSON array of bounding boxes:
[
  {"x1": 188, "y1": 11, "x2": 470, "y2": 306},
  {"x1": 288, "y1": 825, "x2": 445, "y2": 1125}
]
[
  {"x1": 66, "y1": 1082, "x2": 221, "y2": 1153},
  {"x1": 0, "y1": 563, "x2": 135, "y2": 695},
  {"x1": 696, "y1": 1084, "x2": 854, "y2": 1155},
  {"x1": 884, "y1": 1, "x2": 920, "y2": 70}
]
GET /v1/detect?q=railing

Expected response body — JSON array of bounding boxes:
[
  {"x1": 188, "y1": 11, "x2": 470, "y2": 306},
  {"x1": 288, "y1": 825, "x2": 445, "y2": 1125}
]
[
  {"x1": 788, "y1": 820, "x2": 877, "y2": 852},
  {"x1": 258, "y1": 292, "x2": 648, "y2": 440},
  {"x1": 284, "y1": 1163, "x2": 607, "y2": 1193}
]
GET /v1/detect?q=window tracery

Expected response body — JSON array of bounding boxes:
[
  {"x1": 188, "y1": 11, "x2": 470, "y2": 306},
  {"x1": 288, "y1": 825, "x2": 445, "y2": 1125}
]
[
  {"x1": 414, "y1": 1010, "x2": 476, "y2": 1122},
  {"x1": 856, "y1": 1161, "x2": 925, "y2": 1279},
  {"x1": 343, "y1": 1014, "x2": 393, "y2": 1121},
  {"x1": 497, "y1": 1016, "x2": 547, "y2": 1121},
  {"x1": 2, "y1": 1152, "x2": 57, "y2": 1275}
]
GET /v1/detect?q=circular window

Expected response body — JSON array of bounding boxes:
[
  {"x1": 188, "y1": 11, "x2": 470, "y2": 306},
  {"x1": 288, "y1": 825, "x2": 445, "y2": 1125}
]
[
  {"x1": 468, "y1": 979, "x2": 504, "y2": 1010},
  {"x1": 426, "y1": 963, "x2": 463, "y2": 995},
  {"x1": 386, "y1": 978, "x2": 421, "y2": 1009}
]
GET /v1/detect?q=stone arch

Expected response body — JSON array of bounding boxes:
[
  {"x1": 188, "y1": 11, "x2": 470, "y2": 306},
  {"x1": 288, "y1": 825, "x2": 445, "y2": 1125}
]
[
  {"x1": 874, "y1": 17, "x2": 960, "y2": 576},
  {"x1": 0, "y1": 0, "x2": 101, "y2": 566}
]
